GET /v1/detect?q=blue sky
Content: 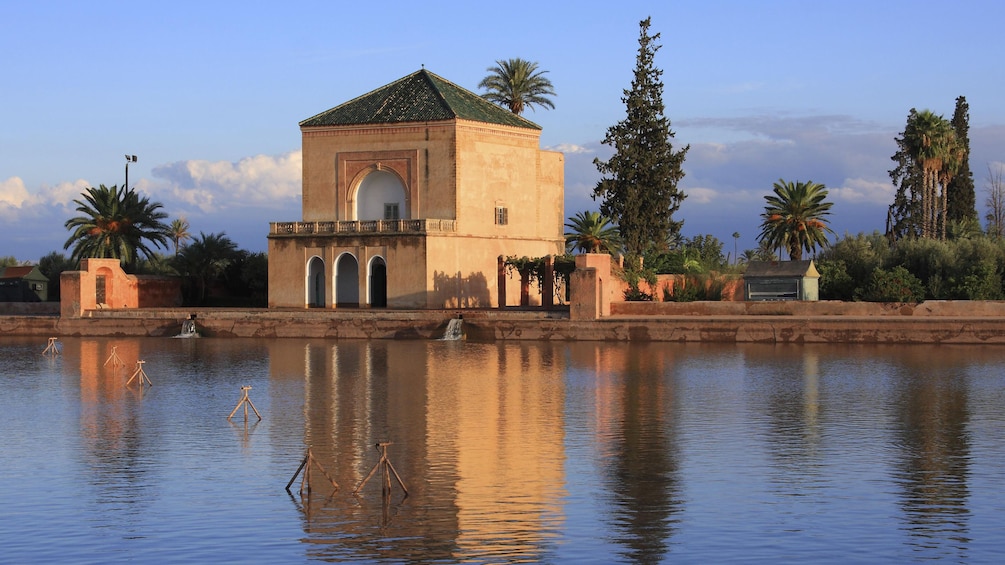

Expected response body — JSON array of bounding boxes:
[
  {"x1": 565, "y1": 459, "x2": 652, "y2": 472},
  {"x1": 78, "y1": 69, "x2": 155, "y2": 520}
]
[{"x1": 3, "y1": 0, "x2": 1004, "y2": 263}]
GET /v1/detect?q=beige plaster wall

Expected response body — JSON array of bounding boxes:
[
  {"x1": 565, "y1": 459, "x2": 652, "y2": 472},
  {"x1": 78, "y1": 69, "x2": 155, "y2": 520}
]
[
  {"x1": 454, "y1": 122, "x2": 563, "y2": 242},
  {"x1": 300, "y1": 123, "x2": 458, "y2": 222},
  {"x1": 277, "y1": 118, "x2": 564, "y2": 310}
]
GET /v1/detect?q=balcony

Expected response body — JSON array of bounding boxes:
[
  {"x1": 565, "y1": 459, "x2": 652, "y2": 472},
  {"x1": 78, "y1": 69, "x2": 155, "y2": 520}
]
[{"x1": 269, "y1": 219, "x2": 457, "y2": 236}]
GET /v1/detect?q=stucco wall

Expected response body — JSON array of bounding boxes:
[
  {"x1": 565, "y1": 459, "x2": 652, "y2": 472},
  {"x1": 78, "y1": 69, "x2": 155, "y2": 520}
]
[
  {"x1": 59, "y1": 259, "x2": 181, "y2": 317},
  {"x1": 300, "y1": 123, "x2": 458, "y2": 222},
  {"x1": 276, "y1": 114, "x2": 564, "y2": 310}
]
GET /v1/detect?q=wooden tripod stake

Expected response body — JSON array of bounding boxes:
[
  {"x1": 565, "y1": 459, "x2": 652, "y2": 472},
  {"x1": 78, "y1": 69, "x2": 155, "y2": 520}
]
[
  {"x1": 227, "y1": 386, "x2": 261, "y2": 421},
  {"x1": 354, "y1": 441, "x2": 408, "y2": 497},
  {"x1": 104, "y1": 346, "x2": 124, "y2": 368},
  {"x1": 126, "y1": 360, "x2": 152, "y2": 386},
  {"x1": 42, "y1": 337, "x2": 59, "y2": 355},
  {"x1": 286, "y1": 447, "x2": 339, "y2": 495}
]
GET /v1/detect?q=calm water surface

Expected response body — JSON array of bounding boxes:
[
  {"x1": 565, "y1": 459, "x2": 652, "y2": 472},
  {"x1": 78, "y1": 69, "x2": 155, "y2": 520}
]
[{"x1": 1, "y1": 335, "x2": 1004, "y2": 563}]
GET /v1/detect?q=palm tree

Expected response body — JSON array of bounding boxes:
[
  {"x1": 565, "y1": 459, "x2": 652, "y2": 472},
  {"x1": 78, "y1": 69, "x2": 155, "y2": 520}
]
[
  {"x1": 63, "y1": 184, "x2": 170, "y2": 271},
  {"x1": 173, "y1": 232, "x2": 238, "y2": 304},
  {"x1": 169, "y1": 217, "x2": 192, "y2": 255},
  {"x1": 758, "y1": 179, "x2": 834, "y2": 261},
  {"x1": 478, "y1": 58, "x2": 556, "y2": 115},
  {"x1": 564, "y1": 211, "x2": 621, "y2": 254},
  {"x1": 904, "y1": 110, "x2": 956, "y2": 239}
]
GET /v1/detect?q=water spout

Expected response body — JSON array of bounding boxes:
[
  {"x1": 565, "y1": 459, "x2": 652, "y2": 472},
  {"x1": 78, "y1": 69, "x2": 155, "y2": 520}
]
[{"x1": 441, "y1": 317, "x2": 464, "y2": 341}]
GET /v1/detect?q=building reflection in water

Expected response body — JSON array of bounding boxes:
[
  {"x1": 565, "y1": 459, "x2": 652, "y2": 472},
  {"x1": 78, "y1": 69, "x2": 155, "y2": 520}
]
[
  {"x1": 74, "y1": 338, "x2": 156, "y2": 523},
  {"x1": 267, "y1": 339, "x2": 568, "y2": 563},
  {"x1": 565, "y1": 342, "x2": 682, "y2": 563}
]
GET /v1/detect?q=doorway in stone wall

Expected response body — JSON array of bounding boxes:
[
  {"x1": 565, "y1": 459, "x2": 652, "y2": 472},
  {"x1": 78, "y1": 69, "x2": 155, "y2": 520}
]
[
  {"x1": 369, "y1": 257, "x2": 387, "y2": 308},
  {"x1": 307, "y1": 257, "x2": 325, "y2": 308},
  {"x1": 335, "y1": 254, "x2": 359, "y2": 307}
]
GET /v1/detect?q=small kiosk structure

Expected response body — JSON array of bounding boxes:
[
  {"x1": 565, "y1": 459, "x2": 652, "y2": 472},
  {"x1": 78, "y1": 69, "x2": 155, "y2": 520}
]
[{"x1": 744, "y1": 260, "x2": 820, "y2": 301}]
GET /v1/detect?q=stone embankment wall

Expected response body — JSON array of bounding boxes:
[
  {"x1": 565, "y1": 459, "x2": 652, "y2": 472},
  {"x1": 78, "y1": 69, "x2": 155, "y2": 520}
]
[{"x1": 3, "y1": 301, "x2": 1005, "y2": 344}]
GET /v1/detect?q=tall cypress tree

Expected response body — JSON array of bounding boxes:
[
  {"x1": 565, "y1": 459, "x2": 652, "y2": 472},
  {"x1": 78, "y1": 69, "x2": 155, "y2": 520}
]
[
  {"x1": 946, "y1": 95, "x2": 977, "y2": 225},
  {"x1": 593, "y1": 17, "x2": 689, "y2": 258}
]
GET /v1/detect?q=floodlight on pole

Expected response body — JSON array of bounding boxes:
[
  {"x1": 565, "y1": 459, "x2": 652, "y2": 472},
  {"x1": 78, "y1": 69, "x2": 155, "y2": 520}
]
[{"x1": 125, "y1": 154, "x2": 137, "y2": 190}]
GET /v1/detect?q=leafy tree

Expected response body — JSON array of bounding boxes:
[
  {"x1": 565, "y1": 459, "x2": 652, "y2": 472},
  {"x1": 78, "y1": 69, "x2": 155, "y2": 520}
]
[
  {"x1": 887, "y1": 109, "x2": 925, "y2": 239},
  {"x1": 887, "y1": 109, "x2": 960, "y2": 240},
  {"x1": 0, "y1": 256, "x2": 21, "y2": 267},
  {"x1": 946, "y1": 96, "x2": 977, "y2": 226},
  {"x1": 861, "y1": 266, "x2": 924, "y2": 302},
  {"x1": 38, "y1": 251, "x2": 75, "y2": 301},
  {"x1": 816, "y1": 259, "x2": 856, "y2": 300},
  {"x1": 173, "y1": 232, "x2": 238, "y2": 305},
  {"x1": 757, "y1": 179, "x2": 834, "y2": 260},
  {"x1": 593, "y1": 17, "x2": 689, "y2": 259},
  {"x1": 985, "y1": 164, "x2": 1005, "y2": 238},
  {"x1": 564, "y1": 211, "x2": 621, "y2": 254},
  {"x1": 169, "y1": 217, "x2": 192, "y2": 255},
  {"x1": 740, "y1": 242, "x2": 778, "y2": 264},
  {"x1": 63, "y1": 184, "x2": 170, "y2": 272},
  {"x1": 478, "y1": 58, "x2": 555, "y2": 115}
]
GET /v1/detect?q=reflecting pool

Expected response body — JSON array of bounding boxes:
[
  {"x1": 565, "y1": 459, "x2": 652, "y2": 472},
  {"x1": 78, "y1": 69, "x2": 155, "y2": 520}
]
[{"x1": 2, "y1": 336, "x2": 1005, "y2": 563}]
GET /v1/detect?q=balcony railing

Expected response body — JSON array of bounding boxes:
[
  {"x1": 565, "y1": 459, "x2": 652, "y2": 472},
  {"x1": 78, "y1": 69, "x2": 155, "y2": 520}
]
[{"x1": 270, "y1": 219, "x2": 457, "y2": 236}]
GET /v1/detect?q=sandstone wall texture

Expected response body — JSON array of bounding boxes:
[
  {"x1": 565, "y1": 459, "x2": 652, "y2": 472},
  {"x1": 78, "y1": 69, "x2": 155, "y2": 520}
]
[{"x1": 4, "y1": 301, "x2": 1005, "y2": 344}]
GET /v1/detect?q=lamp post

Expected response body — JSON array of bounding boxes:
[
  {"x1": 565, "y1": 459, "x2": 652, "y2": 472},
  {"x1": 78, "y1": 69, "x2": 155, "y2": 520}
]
[{"x1": 124, "y1": 154, "x2": 137, "y2": 189}]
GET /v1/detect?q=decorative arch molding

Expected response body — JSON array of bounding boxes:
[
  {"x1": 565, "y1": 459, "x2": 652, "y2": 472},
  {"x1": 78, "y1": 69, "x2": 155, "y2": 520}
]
[
  {"x1": 337, "y1": 150, "x2": 419, "y2": 220},
  {"x1": 351, "y1": 167, "x2": 409, "y2": 221}
]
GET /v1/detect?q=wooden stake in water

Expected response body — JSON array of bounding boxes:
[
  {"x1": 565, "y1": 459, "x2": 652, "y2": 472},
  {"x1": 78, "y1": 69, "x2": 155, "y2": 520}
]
[
  {"x1": 103, "y1": 346, "x2": 124, "y2": 368},
  {"x1": 227, "y1": 386, "x2": 262, "y2": 421},
  {"x1": 42, "y1": 337, "x2": 59, "y2": 355},
  {"x1": 353, "y1": 441, "x2": 408, "y2": 497},
  {"x1": 286, "y1": 447, "x2": 339, "y2": 495},
  {"x1": 125, "y1": 360, "x2": 152, "y2": 386}
]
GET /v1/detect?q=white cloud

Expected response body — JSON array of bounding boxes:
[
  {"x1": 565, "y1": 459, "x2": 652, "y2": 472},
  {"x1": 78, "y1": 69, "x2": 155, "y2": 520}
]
[
  {"x1": 684, "y1": 187, "x2": 718, "y2": 205},
  {"x1": 0, "y1": 176, "x2": 91, "y2": 220},
  {"x1": 0, "y1": 177, "x2": 29, "y2": 208},
  {"x1": 150, "y1": 151, "x2": 302, "y2": 212},
  {"x1": 546, "y1": 143, "x2": 591, "y2": 154},
  {"x1": 829, "y1": 178, "x2": 894, "y2": 205}
]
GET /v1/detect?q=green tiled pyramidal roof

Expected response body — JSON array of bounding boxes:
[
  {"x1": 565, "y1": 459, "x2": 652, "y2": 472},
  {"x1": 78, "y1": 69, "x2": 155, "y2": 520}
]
[{"x1": 299, "y1": 69, "x2": 542, "y2": 130}]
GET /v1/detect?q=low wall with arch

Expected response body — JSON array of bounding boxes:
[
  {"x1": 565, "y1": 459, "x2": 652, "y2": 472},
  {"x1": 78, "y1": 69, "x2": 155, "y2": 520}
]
[{"x1": 60, "y1": 258, "x2": 182, "y2": 317}]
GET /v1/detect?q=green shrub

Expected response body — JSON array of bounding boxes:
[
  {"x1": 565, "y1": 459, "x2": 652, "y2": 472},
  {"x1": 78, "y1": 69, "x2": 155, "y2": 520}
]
[{"x1": 860, "y1": 266, "x2": 924, "y2": 302}]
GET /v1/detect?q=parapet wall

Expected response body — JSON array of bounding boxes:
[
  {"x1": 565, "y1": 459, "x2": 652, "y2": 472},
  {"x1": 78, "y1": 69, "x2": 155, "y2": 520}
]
[{"x1": 611, "y1": 300, "x2": 1005, "y2": 317}]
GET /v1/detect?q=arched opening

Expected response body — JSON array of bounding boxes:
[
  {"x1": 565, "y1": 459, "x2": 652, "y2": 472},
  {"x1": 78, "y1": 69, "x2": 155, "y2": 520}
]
[
  {"x1": 369, "y1": 257, "x2": 387, "y2": 308},
  {"x1": 335, "y1": 253, "x2": 360, "y2": 307},
  {"x1": 355, "y1": 170, "x2": 407, "y2": 221},
  {"x1": 307, "y1": 256, "x2": 325, "y2": 308}
]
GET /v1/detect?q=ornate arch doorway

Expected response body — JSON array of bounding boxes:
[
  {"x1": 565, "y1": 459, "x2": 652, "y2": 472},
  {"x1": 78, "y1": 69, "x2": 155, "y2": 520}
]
[
  {"x1": 335, "y1": 254, "x2": 360, "y2": 307},
  {"x1": 369, "y1": 257, "x2": 387, "y2": 308}
]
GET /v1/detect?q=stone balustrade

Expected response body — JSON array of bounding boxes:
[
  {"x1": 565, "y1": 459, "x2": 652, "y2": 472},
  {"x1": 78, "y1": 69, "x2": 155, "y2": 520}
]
[{"x1": 270, "y1": 219, "x2": 457, "y2": 236}]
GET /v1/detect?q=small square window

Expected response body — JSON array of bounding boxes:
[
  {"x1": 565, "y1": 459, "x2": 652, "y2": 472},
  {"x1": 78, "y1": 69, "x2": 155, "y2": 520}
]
[
  {"x1": 384, "y1": 203, "x2": 400, "y2": 220},
  {"x1": 495, "y1": 206, "x2": 508, "y2": 225}
]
